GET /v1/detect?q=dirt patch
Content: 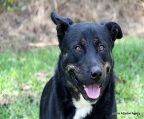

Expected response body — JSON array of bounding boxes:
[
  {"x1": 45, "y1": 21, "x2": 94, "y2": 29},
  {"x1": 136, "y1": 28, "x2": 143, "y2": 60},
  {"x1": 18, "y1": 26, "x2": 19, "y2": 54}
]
[
  {"x1": 0, "y1": 90, "x2": 37, "y2": 105},
  {"x1": 0, "y1": 0, "x2": 144, "y2": 51}
]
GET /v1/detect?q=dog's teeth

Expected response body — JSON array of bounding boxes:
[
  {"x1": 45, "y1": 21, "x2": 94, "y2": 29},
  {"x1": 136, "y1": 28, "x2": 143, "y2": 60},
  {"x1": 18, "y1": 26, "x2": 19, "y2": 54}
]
[{"x1": 83, "y1": 85, "x2": 86, "y2": 88}]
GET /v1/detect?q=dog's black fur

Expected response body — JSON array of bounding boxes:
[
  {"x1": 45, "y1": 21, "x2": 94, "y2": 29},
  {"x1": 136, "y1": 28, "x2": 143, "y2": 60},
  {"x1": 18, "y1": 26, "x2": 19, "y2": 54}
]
[{"x1": 40, "y1": 12, "x2": 123, "y2": 119}]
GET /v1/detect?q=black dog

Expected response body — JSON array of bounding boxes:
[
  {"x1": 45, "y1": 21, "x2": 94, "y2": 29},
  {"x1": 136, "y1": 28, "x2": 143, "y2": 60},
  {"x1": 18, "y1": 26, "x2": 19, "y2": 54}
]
[{"x1": 40, "y1": 12, "x2": 123, "y2": 119}]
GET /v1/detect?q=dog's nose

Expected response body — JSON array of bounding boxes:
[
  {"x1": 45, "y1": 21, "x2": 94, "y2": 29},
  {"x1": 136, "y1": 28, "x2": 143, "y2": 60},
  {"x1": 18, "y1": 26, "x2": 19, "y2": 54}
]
[{"x1": 91, "y1": 66, "x2": 102, "y2": 79}]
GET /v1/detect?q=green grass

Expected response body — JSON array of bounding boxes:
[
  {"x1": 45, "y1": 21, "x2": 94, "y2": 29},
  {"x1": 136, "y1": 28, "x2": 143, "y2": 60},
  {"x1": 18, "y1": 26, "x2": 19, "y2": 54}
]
[
  {"x1": 0, "y1": 37, "x2": 144, "y2": 119},
  {"x1": 114, "y1": 37, "x2": 144, "y2": 119},
  {"x1": 0, "y1": 48, "x2": 59, "y2": 119}
]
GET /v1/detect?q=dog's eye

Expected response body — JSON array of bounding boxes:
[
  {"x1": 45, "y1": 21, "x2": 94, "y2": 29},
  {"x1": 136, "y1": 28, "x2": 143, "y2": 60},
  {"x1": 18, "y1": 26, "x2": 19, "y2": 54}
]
[
  {"x1": 75, "y1": 45, "x2": 82, "y2": 52},
  {"x1": 98, "y1": 45, "x2": 105, "y2": 52}
]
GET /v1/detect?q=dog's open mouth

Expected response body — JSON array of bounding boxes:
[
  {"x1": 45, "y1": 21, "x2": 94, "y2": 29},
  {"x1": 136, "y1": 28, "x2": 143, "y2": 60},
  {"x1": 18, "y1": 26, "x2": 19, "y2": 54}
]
[
  {"x1": 84, "y1": 84, "x2": 100, "y2": 99},
  {"x1": 69, "y1": 70, "x2": 101, "y2": 101}
]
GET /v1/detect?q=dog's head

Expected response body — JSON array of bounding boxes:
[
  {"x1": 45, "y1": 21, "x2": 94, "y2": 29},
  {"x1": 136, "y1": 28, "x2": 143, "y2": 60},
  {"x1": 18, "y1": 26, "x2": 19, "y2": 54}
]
[{"x1": 51, "y1": 12, "x2": 123, "y2": 102}]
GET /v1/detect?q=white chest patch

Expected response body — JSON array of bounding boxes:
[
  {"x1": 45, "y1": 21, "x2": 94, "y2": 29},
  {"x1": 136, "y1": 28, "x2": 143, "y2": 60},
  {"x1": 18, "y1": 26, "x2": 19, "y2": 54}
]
[{"x1": 73, "y1": 95, "x2": 92, "y2": 119}]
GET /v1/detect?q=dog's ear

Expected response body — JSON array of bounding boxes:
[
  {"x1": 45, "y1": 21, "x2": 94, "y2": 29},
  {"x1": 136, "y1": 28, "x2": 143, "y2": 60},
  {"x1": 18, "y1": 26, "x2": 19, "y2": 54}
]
[
  {"x1": 104, "y1": 22, "x2": 123, "y2": 41},
  {"x1": 51, "y1": 12, "x2": 73, "y2": 44}
]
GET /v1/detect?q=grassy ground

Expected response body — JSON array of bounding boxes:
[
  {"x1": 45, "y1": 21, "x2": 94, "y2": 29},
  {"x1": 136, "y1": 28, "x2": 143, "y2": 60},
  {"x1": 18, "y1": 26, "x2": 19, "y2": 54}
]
[{"x1": 0, "y1": 37, "x2": 144, "y2": 119}]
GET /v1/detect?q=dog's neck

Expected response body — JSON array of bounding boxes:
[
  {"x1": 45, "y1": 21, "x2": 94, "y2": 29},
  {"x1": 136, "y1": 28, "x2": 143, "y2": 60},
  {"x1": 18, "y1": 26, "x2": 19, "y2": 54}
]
[{"x1": 72, "y1": 94, "x2": 93, "y2": 119}]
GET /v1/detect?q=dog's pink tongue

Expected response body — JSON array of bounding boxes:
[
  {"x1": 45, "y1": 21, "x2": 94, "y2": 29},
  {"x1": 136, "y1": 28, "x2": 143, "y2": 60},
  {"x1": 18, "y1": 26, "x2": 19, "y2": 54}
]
[{"x1": 84, "y1": 84, "x2": 100, "y2": 99}]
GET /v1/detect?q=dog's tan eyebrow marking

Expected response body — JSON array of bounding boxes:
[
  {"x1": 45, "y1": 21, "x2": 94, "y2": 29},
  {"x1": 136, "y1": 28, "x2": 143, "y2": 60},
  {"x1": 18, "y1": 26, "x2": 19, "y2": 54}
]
[
  {"x1": 80, "y1": 38, "x2": 86, "y2": 46},
  {"x1": 93, "y1": 37, "x2": 100, "y2": 45}
]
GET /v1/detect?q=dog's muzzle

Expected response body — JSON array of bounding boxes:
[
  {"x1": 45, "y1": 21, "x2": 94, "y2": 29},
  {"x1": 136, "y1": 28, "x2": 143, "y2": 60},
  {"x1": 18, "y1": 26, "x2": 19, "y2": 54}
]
[{"x1": 66, "y1": 65, "x2": 102, "y2": 101}]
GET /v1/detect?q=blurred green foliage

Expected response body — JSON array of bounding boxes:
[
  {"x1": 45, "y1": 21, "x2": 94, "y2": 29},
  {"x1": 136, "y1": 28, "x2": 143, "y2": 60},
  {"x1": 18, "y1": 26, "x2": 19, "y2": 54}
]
[{"x1": 0, "y1": 0, "x2": 16, "y2": 12}]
